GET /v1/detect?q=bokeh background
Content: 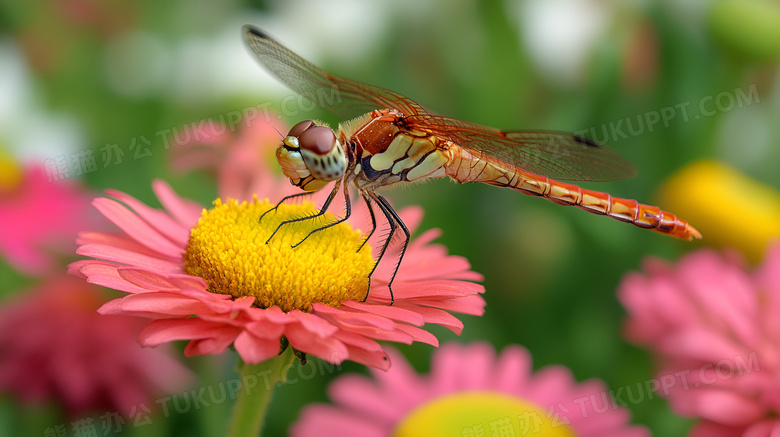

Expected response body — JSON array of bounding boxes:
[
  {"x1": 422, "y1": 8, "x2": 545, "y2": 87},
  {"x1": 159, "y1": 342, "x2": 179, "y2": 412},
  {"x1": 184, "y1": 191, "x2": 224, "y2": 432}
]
[{"x1": 2, "y1": 0, "x2": 779, "y2": 435}]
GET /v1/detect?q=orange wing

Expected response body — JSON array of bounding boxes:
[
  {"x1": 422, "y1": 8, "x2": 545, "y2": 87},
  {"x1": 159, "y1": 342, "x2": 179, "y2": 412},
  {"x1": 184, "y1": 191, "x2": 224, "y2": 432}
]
[
  {"x1": 402, "y1": 115, "x2": 636, "y2": 182},
  {"x1": 243, "y1": 25, "x2": 635, "y2": 182}
]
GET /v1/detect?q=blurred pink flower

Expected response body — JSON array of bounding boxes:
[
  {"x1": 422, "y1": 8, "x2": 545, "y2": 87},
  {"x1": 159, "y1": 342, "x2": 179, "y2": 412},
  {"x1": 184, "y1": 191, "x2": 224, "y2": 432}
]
[
  {"x1": 0, "y1": 275, "x2": 191, "y2": 417},
  {"x1": 292, "y1": 342, "x2": 649, "y2": 437},
  {"x1": 619, "y1": 245, "x2": 780, "y2": 436},
  {"x1": 168, "y1": 113, "x2": 295, "y2": 200},
  {"x1": 0, "y1": 164, "x2": 94, "y2": 274},
  {"x1": 69, "y1": 180, "x2": 485, "y2": 370}
]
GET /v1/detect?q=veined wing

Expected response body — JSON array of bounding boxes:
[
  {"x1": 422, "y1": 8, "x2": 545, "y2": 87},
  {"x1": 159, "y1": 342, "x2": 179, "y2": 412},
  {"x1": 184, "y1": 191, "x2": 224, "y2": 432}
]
[
  {"x1": 404, "y1": 114, "x2": 636, "y2": 182},
  {"x1": 243, "y1": 25, "x2": 430, "y2": 120},
  {"x1": 244, "y1": 25, "x2": 636, "y2": 182}
]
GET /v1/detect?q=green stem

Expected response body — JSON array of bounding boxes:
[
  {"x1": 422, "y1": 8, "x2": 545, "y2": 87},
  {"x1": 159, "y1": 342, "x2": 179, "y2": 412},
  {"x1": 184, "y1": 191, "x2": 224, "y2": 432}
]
[{"x1": 226, "y1": 348, "x2": 295, "y2": 437}]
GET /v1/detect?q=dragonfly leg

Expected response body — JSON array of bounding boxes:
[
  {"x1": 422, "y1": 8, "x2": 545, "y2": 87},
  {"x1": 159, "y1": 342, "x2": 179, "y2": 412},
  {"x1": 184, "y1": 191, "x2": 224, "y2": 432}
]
[
  {"x1": 357, "y1": 191, "x2": 376, "y2": 253},
  {"x1": 358, "y1": 192, "x2": 378, "y2": 302},
  {"x1": 362, "y1": 193, "x2": 396, "y2": 304},
  {"x1": 365, "y1": 192, "x2": 410, "y2": 306},
  {"x1": 291, "y1": 183, "x2": 352, "y2": 248},
  {"x1": 259, "y1": 191, "x2": 312, "y2": 223},
  {"x1": 266, "y1": 181, "x2": 342, "y2": 244},
  {"x1": 376, "y1": 194, "x2": 409, "y2": 306}
]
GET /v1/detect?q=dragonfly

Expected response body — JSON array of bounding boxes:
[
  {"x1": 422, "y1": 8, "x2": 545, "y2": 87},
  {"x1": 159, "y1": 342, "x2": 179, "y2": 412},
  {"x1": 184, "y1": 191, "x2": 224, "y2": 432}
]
[{"x1": 242, "y1": 25, "x2": 701, "y2": 304}]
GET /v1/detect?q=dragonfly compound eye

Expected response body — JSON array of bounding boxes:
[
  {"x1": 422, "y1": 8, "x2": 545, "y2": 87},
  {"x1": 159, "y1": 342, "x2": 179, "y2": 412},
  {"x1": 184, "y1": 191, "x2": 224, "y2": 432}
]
[
  {"x1": 288, "y1": 120, "x2": 314, "y2": 138},
  {"x1": 298, "y1": 126, "x2": 347, "y2": 182},
  {"x1": 298, "y1": 126, "x2": 336, "y2": 155}
]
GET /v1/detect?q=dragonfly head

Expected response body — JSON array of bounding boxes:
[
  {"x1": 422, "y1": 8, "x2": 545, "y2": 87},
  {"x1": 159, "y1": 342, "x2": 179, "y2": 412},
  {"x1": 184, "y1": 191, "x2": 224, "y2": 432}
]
[{"x1": 276, "y1": 120, "x2": 347, "y2": 192}]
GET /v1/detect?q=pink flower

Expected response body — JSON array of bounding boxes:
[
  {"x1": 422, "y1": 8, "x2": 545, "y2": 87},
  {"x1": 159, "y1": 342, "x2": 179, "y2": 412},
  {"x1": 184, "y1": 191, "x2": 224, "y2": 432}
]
[
  {"x1": 0, "y1": 163, "x2": 95, "y2": 274},
  {"x1": 168, "y1": 113, "x2": 295, "y2": 200},
  {"x1": 69, "y1": 180, "x2": 485, "y2": 370},
  {"x1": 0, "y1": 275, "x2": 191, "y2": 417},
  {"x1": 291, "y1": 342, "x2": 650, "y2": 437},
  {"x1": 618, "y1": 244, "x2": 780, "y2": 436}
]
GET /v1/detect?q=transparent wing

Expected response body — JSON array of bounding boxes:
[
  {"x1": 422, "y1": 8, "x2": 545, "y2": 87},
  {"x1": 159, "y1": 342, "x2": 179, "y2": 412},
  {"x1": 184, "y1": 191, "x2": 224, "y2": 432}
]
[
  {"x1": 243, "y1": 25, "x2": 636, "y2": 182},
  {"x1": 404, "y1": 115, "x2": 636, "y2": 181},
  {"x1": 243, "y1": 25, "x2": 430, "y2": 120}
]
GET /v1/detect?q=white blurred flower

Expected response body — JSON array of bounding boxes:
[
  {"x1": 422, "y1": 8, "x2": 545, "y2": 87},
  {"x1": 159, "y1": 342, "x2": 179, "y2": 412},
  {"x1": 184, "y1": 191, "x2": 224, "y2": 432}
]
[
  {"x1": 168, "y1": 0, "x2": 394, "y2": 104},
  {"x1": 0, "y1": 42, "x2": 85, "y2": 162},
  {"x1": 508, "y1": 0, "x2": 611, "y2": 85}
]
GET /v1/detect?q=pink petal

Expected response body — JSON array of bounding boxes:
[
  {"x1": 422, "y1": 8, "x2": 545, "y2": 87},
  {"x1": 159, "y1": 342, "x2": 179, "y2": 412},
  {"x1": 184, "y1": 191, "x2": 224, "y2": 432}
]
[
  {"x1": 407, "y1": 227, "x2": 440, "y2": 247},
  {"x1": 106, "y1": 189, "x2": 191, "y2": 246},
  {"x1": 394, "y1": 303, "x2": 465, "y2": 333},
  {"x1": 183, "y1": 292, "x2": 253, "y2": 314},
  {"x1": 692, "y1": 389, "x2": 765, "y2": 425},
  {"x1": 244, "y1": 319, "x2": 286, "y2": 339},
  {"x1": 285, "y1": 322, "x2": 349, "y2": 364},
  {"x1": 77, "y1": 244, "x2": 181, "y2": 272},
  {"x1": 341, "y1": 344, "x2": 392, "y2": 371},
  {"x1": 745, "y1": 419, "x2": 780, "y2": 437},
  {"x1": 312, "y1": 304, "x2": 395, "y2": 331},
  {"x1": 525, "y1": 365, "x2": 577, "y2": 406},
  {"x1": 660, "y1": 327, "x2": 745, "y2": 363},
  {"x1": 117, "y1": 268, "x2": 182, "y2": 292},
  {"x1": 428, "y1": 343, "x2": 468, "y2": 393},
  {"x1": 340, "y1": 301, "x2": 425, "y2": 326},
  {"x1": 161, "y1": 272, "x2": 209, "y2": 290},
  {"x1": 73, "y1": 262, "x2": 154, "y2": 294},
  {"x1": 329, "y1": 375, "x2": 400, "y2": 422},
  {"x1": 491, "y1": 344, "x2": 532, "y2": 393},
  {"x1": 152, "y1": 180, "x2": 203, "y2": 227},
  {"x1": 98, "y1": 293, "x2": 215, "y2": 318},
  {"x1": 289, "y1": 309, "x2": 339, "y2": 337},
  {"x1": 77, "y1": 231, "x2": 165, "y2": 258},
  {"x1": 332, "y1": 330, "x2": 390, "y2": 370},
  {"x1": 67, "y1": 260, "x2": 91, "y2": 279},
  {"x1": 256, "y1": 305, "x2": 296, "y2": 324},
  {"x1": 331, "y1": 321, "x2": 415, "y2": 345},
  {"x1": 690, "y1": 422, "x2": 747, "y2": 437},
  {"x1": 183, "y1": 336, "x2": 235, "y2": 356},
  {"x1": 397, "y1": 205, "x2": 424, "y2": 233},
  {"x1": 233, "y1": 331, "x2": 281, "y2": 364},
  {"x1": 139, "y1": 318, "x2": 240, "y2": 345},
  {"x1": 331, "y1": 329, "x2": 384, "y2": 353},
  {"x1": 171, "y1": 148, "x2": 223, "y2": 173},
  {"x1": 456, "y1": 343, "x2": 496, "y2": 390},
  {"x1": 393, "y1": 324, "x2": 438, "y2": 346},
  {"x1": 679, "y1": 251, "x2": 759, "y2": 348},
  {"x1": 92, "y1": 197, "x2": 183, "y2": 257},
  {"x1": 0, "y1": 238, "x2": 51, "y2": 274},
  {"x1": 758, "y1": 244, "x2": 780, "y2": 338},
  {"x1": 177, "y1": 120, "x2": 232, "y2": 148},
  {"x1": 408, "y1": 294, "x2": 486, "y2": 317},
  {"x1": 392, "y1": 280, "x2": 485, "y2": 299},
  {"x1": 291, "y1": 405, "x2": 386, "y2": 437},
  {"x1": 370, "y1": 347, "x2": 428, "y2": 406}
]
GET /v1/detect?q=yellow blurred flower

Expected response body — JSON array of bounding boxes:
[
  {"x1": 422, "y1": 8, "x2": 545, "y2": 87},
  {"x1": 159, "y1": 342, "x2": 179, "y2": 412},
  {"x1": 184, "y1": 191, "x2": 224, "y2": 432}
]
[
  {"x1": 658, "y1": 160, "x2": 780, "y2": 262},
  {"x1": 0, "y1": 149, "x2": 23, "y2": 193}
]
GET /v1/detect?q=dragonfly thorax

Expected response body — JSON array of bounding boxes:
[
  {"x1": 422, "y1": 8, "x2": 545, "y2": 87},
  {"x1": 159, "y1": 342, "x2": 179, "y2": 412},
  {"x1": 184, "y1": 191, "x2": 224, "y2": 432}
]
[{"x1": 277, "y1": 120, "x2": 347, "y2": 192}]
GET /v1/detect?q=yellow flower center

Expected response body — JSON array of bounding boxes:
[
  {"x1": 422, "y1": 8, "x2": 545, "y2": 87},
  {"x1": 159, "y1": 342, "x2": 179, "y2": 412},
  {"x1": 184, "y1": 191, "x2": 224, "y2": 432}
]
[
  {"x1": 183, "y1": 197, "x2": 373, "y2": 312},
  {"x1": 0, "y1": 150, "x2": 22, "y2": 193},
  {"x1": 393, "y1": 391, "x2": 576, "y2": 437}
]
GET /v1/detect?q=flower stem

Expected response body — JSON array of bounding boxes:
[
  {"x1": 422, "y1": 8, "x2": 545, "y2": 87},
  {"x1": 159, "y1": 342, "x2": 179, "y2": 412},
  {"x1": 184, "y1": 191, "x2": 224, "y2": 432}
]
[{"x1": 226, "y1": 348, "x2": 295, "y2": 437}]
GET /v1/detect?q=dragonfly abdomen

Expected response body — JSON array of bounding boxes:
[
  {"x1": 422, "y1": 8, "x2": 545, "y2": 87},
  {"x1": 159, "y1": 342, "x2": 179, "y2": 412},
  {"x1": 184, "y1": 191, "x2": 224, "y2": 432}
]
[
  {"x1": 540, "y1": 179, "x2": 701, "y2": 240},
  {"x1": 444, "y1": 147, "x2": 701, "y2": 240}
]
